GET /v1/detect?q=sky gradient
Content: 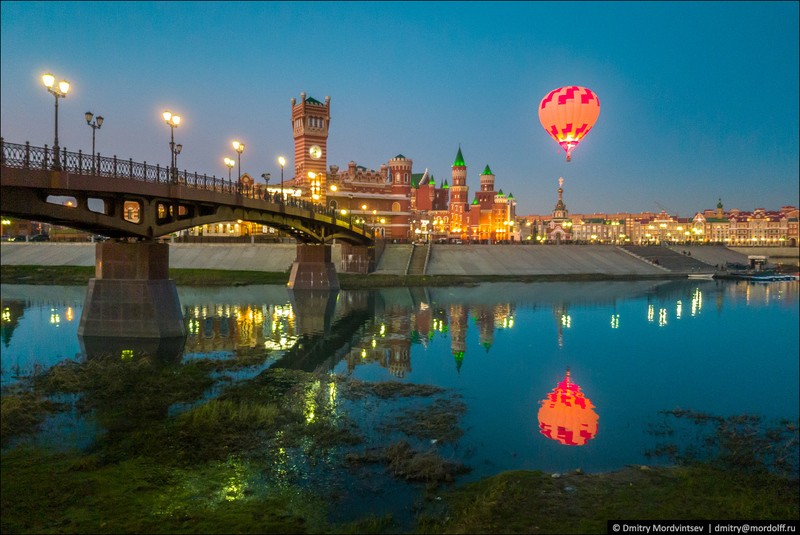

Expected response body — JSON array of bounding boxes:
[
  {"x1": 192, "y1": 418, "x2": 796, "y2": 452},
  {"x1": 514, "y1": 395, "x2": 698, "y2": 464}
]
[{"x1": 1, "y1": 1, "x2": 798, "y2": 216}]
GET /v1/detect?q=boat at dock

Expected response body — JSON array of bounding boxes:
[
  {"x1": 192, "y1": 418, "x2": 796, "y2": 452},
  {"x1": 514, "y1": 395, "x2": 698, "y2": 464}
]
[
  {"x1": 722, "y1": 270, "x2": 799, "y2": 282},
  {"x1": 687, "y1": 273, "x2": 715, "y2": 280}
]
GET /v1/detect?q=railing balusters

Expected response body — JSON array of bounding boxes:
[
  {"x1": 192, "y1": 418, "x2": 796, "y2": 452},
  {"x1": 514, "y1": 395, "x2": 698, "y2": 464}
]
[
  {"x1": 78, "y1": 150, "x2": 82, "y2": 175},
  {"x1": 24, "y1": 141, "x2": 30, "y2": 168}
]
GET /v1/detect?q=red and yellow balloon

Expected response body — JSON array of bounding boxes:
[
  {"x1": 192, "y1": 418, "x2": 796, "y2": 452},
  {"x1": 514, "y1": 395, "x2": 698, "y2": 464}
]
[
  {"x1": 538, "y1": 86, "x2": 600, "y2": 162},
  {"x1": 537, "y1": 370, "x2": 599, "y2": 446}
]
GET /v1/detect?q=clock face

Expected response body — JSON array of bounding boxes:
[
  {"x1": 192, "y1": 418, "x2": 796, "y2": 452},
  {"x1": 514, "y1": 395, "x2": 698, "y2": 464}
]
[{"x1": 309, "y1": 145, "x2": 322, "y2": 160}]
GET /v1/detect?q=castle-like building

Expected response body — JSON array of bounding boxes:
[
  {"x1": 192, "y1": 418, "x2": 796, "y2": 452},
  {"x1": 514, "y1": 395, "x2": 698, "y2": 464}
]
[{"x1": 283, "y1": 93, "x2": 517, "y2": 242}]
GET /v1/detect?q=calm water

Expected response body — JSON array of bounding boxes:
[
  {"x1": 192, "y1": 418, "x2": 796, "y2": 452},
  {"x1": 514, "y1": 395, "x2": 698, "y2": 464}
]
[{"x1": 2, "y1": 279, "x2": 798, "y2": 481}]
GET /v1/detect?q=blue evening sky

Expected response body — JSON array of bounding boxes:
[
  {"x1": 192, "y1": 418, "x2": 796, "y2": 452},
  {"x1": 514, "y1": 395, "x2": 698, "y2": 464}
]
[{"x1": 1, "y1": 1, "x2": 797, "y2": 216}]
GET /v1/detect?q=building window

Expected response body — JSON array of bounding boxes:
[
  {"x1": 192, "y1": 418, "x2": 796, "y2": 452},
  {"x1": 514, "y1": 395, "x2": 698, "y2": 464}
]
[
  {"x1": 392, "y1": 202, "x2": 400, "y2": 212},
  {"x1": 404, "y1": 173, "x2": 409, "y2": 183}
]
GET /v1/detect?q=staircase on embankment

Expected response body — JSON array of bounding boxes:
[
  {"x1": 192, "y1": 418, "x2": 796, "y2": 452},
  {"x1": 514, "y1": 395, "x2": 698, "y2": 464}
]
[
  {"x1": 621, "y1": 245, "x2": 716, "y2": 274},
  {"x1": 406, "y1": 242, "x2": 430, "y2": 275}
]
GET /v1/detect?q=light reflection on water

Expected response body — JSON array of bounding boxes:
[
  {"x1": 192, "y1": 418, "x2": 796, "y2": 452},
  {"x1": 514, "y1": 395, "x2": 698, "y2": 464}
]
[{"x1": 1, "y1": 280, "x2": 798, "y2": 479}]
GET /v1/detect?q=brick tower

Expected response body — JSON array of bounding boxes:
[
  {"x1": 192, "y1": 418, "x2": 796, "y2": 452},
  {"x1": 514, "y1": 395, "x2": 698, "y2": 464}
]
[
  {"x1": 291, "y1": 92, "x2": 330, "y2": 196},
  {"x1": 449, "y1": 146, "x2": 469, "y2": 237}
]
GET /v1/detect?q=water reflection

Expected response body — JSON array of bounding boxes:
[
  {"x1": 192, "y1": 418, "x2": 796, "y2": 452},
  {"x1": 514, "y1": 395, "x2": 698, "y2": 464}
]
[
  {"x1": 1, "y1": 280, "x2": 798, "y2": 477},
  {"x1": 538, "y1": 369, "x2": 599, "y2": 446},
  {"x1": 2, "y1": 280, "x2": 798, "y2": 385}
]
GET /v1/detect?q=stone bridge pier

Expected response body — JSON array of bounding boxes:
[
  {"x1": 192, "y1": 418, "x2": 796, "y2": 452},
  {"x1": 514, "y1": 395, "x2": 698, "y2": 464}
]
[
  {"x1": 78, "y1": 241, "x2": 186, "y2": 339},
  {"x1": 287, "y1": 243, "x2": 375, "y2": 290}
]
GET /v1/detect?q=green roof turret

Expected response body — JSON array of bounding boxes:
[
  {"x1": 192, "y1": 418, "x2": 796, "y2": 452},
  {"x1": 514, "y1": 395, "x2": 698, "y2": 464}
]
[
  {"x1": 453, "y1": 147, "x2": 466, "y2": 167},
  {"x1": 481, "y1": 164, "x2": 493, "y2": 175}
]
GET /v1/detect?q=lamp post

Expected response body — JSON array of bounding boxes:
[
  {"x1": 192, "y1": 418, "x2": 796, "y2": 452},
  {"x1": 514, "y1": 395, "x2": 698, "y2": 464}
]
[
  {"x1": 308, "y1": 171, "x2": 321, "y2": 203},
  {"x1": 348, "y1": 194, "x2": 353, "y2": 224},
  {"x1": 232, "y1": 140, "x2": 245, "y2": 181},
  {"x1": 162, "y1": 110, "x2": 181, "y2": 181},
  {"x1": 224, "y1": 157, "x2": 235, "y2": 184},
  {"x1": 42, "y1": 73, "x2": 70, "y2": 170},
  {"x1": 278, "y1": 156, "x2": 286, "y2": 205},
  {"x1": 84, "y1": 111, "x2": 104, "y2": 175},
  {"x1": 261, "y1": 173, "x2": 270, "y2": 200}
]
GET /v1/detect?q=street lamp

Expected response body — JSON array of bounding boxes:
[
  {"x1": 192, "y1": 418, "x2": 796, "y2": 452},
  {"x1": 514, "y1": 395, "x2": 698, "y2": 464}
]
[
  {"x1": 224, "y1": 157, "x2": 235, "y2": 183},
  {"x1": 308, "y1": 171, "x2": 321, "y2": 202},
  {"x1": 162, "y1": 110, "x2": 181, "y2": 181},
  {"x1": 261, "y1": 172, "x2": 270, "y2": 200},
  {"x1": 84, "y1": 111, "x2": 104, "y2": 175},
  {"x1": 278, "y1": 156, "x2": 286, "y2": 204},
  {"x1": 42, "y1": 73, "x2": 70, "y2": 170},
  {"x1": 348, "y1": 194, "x2": 353, "y2": 224},
  {"x1": 232, "y1": 140, "x2": 245, "y2": 181}
]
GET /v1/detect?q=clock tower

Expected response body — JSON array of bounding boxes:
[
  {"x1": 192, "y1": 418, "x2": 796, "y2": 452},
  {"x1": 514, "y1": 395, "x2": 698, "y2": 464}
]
[{"x1": 291, "y1": 92, "x2": 330, "y2": 195}]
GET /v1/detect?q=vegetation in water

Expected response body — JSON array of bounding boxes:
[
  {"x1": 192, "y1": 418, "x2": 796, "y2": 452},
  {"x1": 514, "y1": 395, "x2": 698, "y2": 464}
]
[{"x1": 2, "y1": 350, "x2": 798, "y2": 534}]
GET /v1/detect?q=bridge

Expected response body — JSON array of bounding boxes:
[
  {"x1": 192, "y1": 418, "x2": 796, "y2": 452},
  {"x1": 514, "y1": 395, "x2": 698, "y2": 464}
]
[
  {"x1": 1, "y1": 138, "x2": 380, "y2": 339},
  {"x1": 0, "y1": 139, "x2": 373, "y2": 245}
]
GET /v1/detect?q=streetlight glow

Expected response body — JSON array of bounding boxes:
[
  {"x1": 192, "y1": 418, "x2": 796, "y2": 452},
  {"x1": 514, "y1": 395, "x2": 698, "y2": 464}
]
[
  {"x1": 42, "y1": 71, "x2": 70, "y2": 169},
  {"x1": 278, "y1": 156, "x2": 286, "y2": 205},
  {"x1": 163, "y1": 109, "x2": 183, "y2": 181},
  {"x1": 224, "y1": 157, "x2": 235, "y2": 183},
  {"x1": 232, "y1": 140, "x2": 244, "y2": 180}
]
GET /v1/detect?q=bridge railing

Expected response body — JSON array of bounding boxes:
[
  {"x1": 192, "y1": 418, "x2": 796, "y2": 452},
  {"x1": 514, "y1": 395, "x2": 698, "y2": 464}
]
[{"x1": 1, "y1": 138, "x2": 370, "y2": 235}]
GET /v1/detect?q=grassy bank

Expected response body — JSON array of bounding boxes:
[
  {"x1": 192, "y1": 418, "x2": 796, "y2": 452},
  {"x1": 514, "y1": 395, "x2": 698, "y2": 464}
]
[{"x1": 1, "y1": 265, "x2": 680, "y2": 289}]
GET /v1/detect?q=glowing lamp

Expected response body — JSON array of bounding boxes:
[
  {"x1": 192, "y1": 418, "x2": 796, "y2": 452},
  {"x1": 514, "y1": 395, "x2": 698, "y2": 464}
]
[{"x1": 42, "y1": 73, "x2": 55, "y2": 88}]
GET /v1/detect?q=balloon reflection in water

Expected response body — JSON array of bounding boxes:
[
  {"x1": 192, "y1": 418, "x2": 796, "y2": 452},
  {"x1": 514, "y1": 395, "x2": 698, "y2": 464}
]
[{"x1": 537, "y1": 369, "x2": 599, "y2": 446}]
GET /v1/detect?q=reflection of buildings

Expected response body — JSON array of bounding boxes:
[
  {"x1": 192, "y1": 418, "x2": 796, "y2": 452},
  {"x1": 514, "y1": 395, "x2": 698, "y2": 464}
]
[
  {"x1": 183, "y1": 303, "x2": 298, "y2": 353},
  {"x1": 449, "y1": 304, "x2": 468, "y2": 372},
  {"x1": 1, "y1": 300, "x2": 27, "y2": 348},
  {"x1": 538, "y1": 370, "x2": 599, "y2": 446},
  {"x1": 343, "y1": 300, "x2": 517, "y2": 375}
]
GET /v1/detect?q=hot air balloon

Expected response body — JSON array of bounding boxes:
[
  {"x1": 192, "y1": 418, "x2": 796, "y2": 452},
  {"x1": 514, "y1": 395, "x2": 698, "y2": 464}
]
[
  {"x1": 538, "y1": 86, "x2": 600, "y2": 162},
  {"x1": 537, "y1": 369, "x2": 599, "y2": 446}
]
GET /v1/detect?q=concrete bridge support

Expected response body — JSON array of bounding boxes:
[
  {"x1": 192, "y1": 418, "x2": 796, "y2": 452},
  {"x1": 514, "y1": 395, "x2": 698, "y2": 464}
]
[
  {"x1": 78, "y1": 241, "x2": 186, "y2": 339},
  {"x1": 287, "y1": 243, "x2": 340, "y2": 290},
  {"x1": 340, "y1": 243, "x2": 374, "y2": 274}
]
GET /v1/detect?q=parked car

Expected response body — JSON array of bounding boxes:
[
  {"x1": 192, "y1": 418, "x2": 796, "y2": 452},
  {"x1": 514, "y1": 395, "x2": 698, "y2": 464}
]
[
  {"x1": 29, "y1": 233, "x2": 50, "y2": 241},
  {"x1": 10, "y1": 235, "x2": 28, "y2": 242}
]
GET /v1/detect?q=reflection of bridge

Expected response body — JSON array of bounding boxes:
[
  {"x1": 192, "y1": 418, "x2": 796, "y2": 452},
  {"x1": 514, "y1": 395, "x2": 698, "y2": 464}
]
[
  {"x1": 1, "y1": 140, "x2": 380, "y2": 334},
  {"x1": 0, "y1": 140, "x2": 373, "y2": 245}
]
